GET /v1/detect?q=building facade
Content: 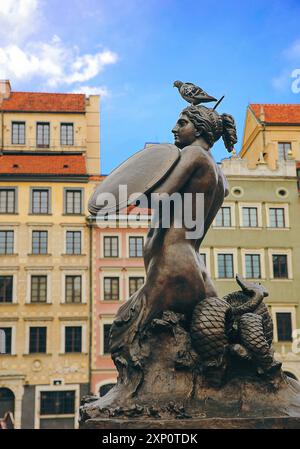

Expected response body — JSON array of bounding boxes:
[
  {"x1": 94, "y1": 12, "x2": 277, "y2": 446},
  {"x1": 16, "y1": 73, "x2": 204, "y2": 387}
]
[
  {"x1": 90, "y1": 156, "x2": 300, "y2": 396},
  {"x1": 0, "y1": 80, "x2": 100, "y2": 428}
]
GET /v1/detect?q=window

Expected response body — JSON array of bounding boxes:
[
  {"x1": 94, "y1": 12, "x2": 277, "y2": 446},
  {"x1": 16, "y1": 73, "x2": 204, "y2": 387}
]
[
  {"x1": 31, "y1": 275, "x2": 47, "y2": 303},
  {"x1": 40, "y1": 391, "x2": 75, "y2": 415},
  {"x1": 200, "y1": 253, "x2": 206, "y2": 266},
  {"x1": 217, "y1": 254, "x2": 234, "y2": 278},
  {"x1": 66, "y1": 231, "x2": 81, "y2": 255},
  {"x1": 245, "y1": 254, "x2": 261, "y2": 278},
  {"x1": 269, "y1": 208, "x2": 285, "y2": 228},
  {"x1": 0, "y1": 276, "x2": 13, "y2": 303},
  {"x1": 0, "y1": 328, "x2": 12, "y2": 354},
  {"x1": 242, "y1": 207, "x2": 258, "y2": 227},
  {"x1": 276, "y1": 313, "x2": 292, "y2": 341},
  {"x1": 278, "y1": 142, "x2": 291, "y2": 160},
  {"x1": 12, "y1": 122, "x2": 25, "y2": 145},
  {"x1": 29, "y1": 327, "x2": 47, "y2": 353},
  {"x1": 103, "y1": 236, "x2": 118, "y2": 257},
  {"x1": 65, "y1": 190, "x2": 82, "y2": 215},
  {"x1": 215, "y1": 207, "x2": 231, "y2": 227},
  {"x1": 272, "y1": 255, "x2": 288, "y2": 278},
  {"x1": 103, "y1": 324, "x2": 111, "y2": 354},
  {"x1": 0, "y1": 231, "x2": 14, "y2": 254},
  {"x1": 0, "y1": 189, "x2": 16, "y2": 214},
  {"x1": 32, "y1": 231, "x2": 48, "y2": 254},
  {"x1": 65, "y1": 276, "x2": 82, "y2": 303},
  {"x1": 129, "y1": 277, "x2": 144, "y2": 296},
  {"x1": 99, "y1": 383, "x2": 115, "y2": 397},
  {"x1": 32, "y1": 189, "x2": 50, "y2": 214},
  {"x1": 36, "y1": 122, "x2": 50, "y2": 147},
  {"x1": 65, "y1": 326, "x2": 82, "y2": 353},
  {"x1": 61, "y1": 123, "x2": 74, "y2": 145},
  {"x1": 104, "y1": 277, "x2": 119, "y2": 300},
  {"x1": 129, "y1": 236, "x2": 143, "y2": 257}
]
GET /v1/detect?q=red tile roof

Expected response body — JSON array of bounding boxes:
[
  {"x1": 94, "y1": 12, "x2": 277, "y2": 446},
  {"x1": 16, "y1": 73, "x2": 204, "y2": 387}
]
[
  {"x1": 250, "y1": 104, "x2": 300, "y2": 124},
  {"x1": 0, "y1": 92, "x2": 85, "y2": 113},
  {"x1": 0, "y1": 154, "x2": 87, "y2": 175}
]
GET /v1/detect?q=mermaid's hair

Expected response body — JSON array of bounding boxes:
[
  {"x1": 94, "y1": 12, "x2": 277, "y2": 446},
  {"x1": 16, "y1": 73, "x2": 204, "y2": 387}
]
[{"x1": 181, "y1": 105, "x2": 237, "y2": 152}]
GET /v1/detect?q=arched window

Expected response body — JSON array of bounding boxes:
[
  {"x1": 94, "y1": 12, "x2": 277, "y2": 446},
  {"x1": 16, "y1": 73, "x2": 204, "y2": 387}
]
[
  {"x1": 99, "y1": 383, "x2": 115, "y2": 397},
  {"x1": 0, "y1": 388, "x2": 15, "y2": 418},
  {"x1": 284, "y1": 371, "x2": 298, "y2": 381}
]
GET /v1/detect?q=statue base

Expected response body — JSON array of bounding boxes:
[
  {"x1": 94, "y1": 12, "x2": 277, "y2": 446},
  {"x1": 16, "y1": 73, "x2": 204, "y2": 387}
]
[
  {"x1": 81, "y1": 416, "x2": 300, "y2": 429},
  {"x1": 80, "y1": 310, "x2": 300, "y2": 429}
]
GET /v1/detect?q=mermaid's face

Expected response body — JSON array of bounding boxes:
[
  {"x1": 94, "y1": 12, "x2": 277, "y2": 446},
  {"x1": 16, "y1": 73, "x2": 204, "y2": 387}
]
[{"x1": 172, "y1": 113, "x2": 198, "y2": 149}]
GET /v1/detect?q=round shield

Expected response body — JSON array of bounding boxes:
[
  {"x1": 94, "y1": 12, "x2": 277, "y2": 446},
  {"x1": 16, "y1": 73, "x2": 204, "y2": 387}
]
[{"x1": 88, "y1": 144, "x2": 180, "y2": 215}]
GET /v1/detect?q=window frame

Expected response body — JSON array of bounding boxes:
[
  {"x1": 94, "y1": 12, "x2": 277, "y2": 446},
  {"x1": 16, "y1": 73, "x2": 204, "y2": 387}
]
[
  {"x1": 30, "y1": 188, "x2": 51, "y2": 215},
  {"x1": 36, "y1": 122, "x2": 50, "y2": 148},
  {"x1": 268, "y1": 249, "x2": 293, "y2": 280},
  {"x1": 103, "y1": 277, "x2": 120, "y2": 301},
  {"x1": 272, "y1": 254, "x2": 288, "y2": 279},
  {"x1": 11, "y1": 121, "x2": 25, "y2": 145},
  {"x1": 214, "y1": 248, "x2": 238, "y2": 279},
  {"x1": 128, "y1": 235, "x2": 144, "y2": 258},
  {"x1": 64, "y1": 188, "x2": 83, "y2": 215},
  {"x1": 65, "y1": 275, "x2": 82, "y2": 304},
  {"x1": 241, "y1": 249, "x2": 265, "y2": 279},
  {"x1": 64, "y1": 326, "x2": 82, "y2": 353},
  {"x1": 265, "y1": 203, "x2": 289, "y2": 229},
  {"x1": 103, "y1": 323, "x2": 112, "y2": 355},
  {"x1": 32, "y1": 230, "x2": 48, "y2": 255},
  {"x1": 272, "y1": 307, "x2": 296, "y2": 343},
  {"x1": 65, "y1": 230, "x2": 82, "y2": 255},
  {"x1": 0, "y1": 275, "x2": 14, "y2": 303},
  {"x1": 30, "y1": 275, "x2": 48, "y2": 303},
  {"x1": 0, "y1": 188, "x2": 17, "y2": 214},
  {"x1": 60, "y1": 123, "x2": 74, "y2": 146},
  {"x1": 214, "y1": 205, "x2": 233, "y2": 228},
  {"x1": 128, "y1": 276, "x2": 144, "y2": 296},
  {"x1": 0, "y1": 230, "x2": 14, "y2": 255},
  {"x1": 61, "y1": 323, "x2": 86, "y2": 354},
  {"x1": 0, "y1": 327, "x2": 12, "y2": 355},
  {"x1": 278, "y1": 142, "x2": 291, "y2": 161},
  {"x1": 29, "y1": 326, "x2": 47, "y2": 354},
  {"x1": 239, "y1": 202, "x2": 262, "y2": 228},
  {"x1": 245, "y1": 253, "x2": 261, "y2": 279},
  {"x1": 103, "y1": 236, "x2": 119, "y2": 258}
]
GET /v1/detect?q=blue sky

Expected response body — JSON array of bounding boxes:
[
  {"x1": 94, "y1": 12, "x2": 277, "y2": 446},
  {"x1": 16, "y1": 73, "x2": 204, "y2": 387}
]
[{"x1": 1, "y1": 0, "x2": 300, "y2": 173}]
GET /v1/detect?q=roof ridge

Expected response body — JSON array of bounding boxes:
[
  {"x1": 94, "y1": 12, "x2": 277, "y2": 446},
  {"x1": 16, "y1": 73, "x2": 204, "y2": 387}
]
[
  {"x1": 250, "y1": 103, "x2": 300, "y2": 106},
  {"x1": 9, "y1": 91, "x2": 85, "y2": 97}
]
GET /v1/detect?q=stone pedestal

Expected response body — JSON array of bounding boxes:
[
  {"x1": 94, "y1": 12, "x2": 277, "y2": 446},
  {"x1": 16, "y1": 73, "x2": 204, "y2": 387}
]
[
  {"x1": 81, "y1": 416, "x2": 300, "y2": 429},
  {"x1": 80, "y1": 315, "x2": 300, "y2": 429}
]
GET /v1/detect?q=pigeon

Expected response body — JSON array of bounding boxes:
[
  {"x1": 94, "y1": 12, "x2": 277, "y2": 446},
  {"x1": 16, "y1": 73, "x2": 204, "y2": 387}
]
[{"x1": 173, "y1": 80, "x2": 217, "y2": 105}]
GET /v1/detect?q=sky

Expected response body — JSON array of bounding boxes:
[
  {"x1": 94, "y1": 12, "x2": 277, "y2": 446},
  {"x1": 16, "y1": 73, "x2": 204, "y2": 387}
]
[{"x1": 1, "y1": 0, "x2": 300, "y2": 173}]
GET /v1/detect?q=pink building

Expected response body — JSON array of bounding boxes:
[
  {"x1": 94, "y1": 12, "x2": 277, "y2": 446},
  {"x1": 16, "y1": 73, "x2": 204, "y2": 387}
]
[{"x1": 90, "y1": 208, "x2": 151, "y2": 396}]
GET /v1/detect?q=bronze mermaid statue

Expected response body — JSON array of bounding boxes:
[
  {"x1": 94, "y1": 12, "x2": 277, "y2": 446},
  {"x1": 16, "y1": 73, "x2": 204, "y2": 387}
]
[{"x1": 80, "y1": 84, "x2": 300, "y2": 426}]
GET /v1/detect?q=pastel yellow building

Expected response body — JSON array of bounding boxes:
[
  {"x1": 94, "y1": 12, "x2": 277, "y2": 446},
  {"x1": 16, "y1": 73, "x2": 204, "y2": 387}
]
[
  {"x1": 0, "y1": 80, "x2": 100, "y2": 428},
  {"x1": 240, "y1": 103, "x2": 300, "y2": 169}
]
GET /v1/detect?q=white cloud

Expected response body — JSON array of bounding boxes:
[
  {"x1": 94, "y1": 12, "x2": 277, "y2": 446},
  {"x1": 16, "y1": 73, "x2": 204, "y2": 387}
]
[
  {"x1": 0, "y1": 0, "x2": 40, "y2": 43},
  {"x1": 0, "y1": 35, "x2": 118, "y2": 88},
  {"x1": 71, "y1": 85, "x2": 110, "y2": 97}
]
